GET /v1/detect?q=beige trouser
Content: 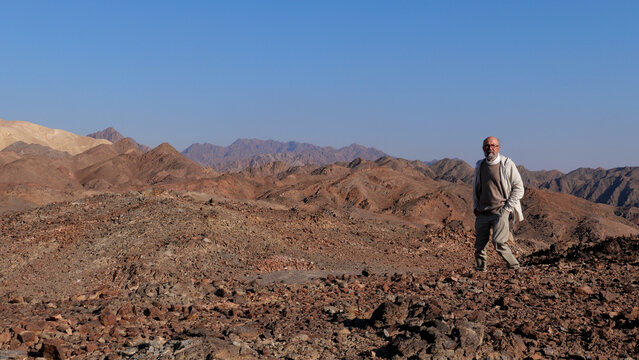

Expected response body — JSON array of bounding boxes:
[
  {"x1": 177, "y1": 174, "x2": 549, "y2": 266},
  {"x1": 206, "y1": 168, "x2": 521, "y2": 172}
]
[{"x1": 474, "y1": 210, "x2": 520, "y2": 269}]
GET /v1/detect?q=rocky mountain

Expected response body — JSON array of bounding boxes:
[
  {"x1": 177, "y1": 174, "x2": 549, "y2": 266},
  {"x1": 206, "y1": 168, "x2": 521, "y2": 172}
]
[
  {"x1": 518, "y1": 166, "x2": 564, "y2": 187},
  {"x1": 540, "y1": 166, "x2": 639, "y2": 208},
  {"x1": 420, "y1": 159, "x2": 565, "y2": 187},
  {"x1": 0, "y1": 118, "x2": 110, "y2": 155},
  {"x1": 0, "y1": 139, "x2": 216, "y2": 211},
  {"x1": 87, "y1": 127, "x2": 151, "y2": 152},
  {"x1": 182, "y1": 138, "x2": 387, "y2": 171},
  {"x1": 428, "y1": 158, "x2": 475, "y2": 183}
]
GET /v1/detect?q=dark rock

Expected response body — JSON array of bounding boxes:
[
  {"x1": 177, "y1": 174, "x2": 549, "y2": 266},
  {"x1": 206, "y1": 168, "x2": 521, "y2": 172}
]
[
  {"x1": 41, "y1": 339, "x2": 70, "y2": 360},
  {"x1": 391, "y1": 336, "x2": 429, "y2": 358},
  {"x1": 516, "y1": 321, "x2": 538, "y2": 339},
  {"x1": 370, "y1": 300, "x2": 409, "y2": 328}
]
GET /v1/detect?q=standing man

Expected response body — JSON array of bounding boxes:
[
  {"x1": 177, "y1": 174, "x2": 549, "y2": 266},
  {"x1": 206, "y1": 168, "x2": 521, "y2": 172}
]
[{"x1": 473, "y1": 136, "x2": 524, "y2": 271}]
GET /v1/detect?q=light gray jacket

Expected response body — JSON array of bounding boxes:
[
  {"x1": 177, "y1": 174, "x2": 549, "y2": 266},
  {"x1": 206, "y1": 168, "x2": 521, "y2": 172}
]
[{"x1": 473, "y1": 154, "x2": 525, "y2": 222}]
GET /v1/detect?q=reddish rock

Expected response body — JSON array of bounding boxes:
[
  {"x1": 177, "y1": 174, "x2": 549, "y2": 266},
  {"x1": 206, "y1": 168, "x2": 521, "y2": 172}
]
[
  {"x1": 46, "y1": 314, "x2": 65, "y2": 322},
  {"x1": 55, "y1": 323, "x2": 72, "y2": 335},
  {"x1": 41, "y1": 339, "x2": 70, "y2": 360},
  {"x1": 144, "y1": 306, "x2": 166, "y2": 320},
  {"x1": 228, "y1": 325, "x2": 261, "y2": 340},
  {"x1": 99, "y1": 309, "x2": 117, "y2": 326},
  {"x1": 117, "y1": 303, "x2": 135, "y2": 318},
  {"x1": 24, "y1": 319, "x2": 46, "y2": 335},
  {"x1": 17, "y1": 331, "x2": 37, "y2": 345},
  {"x1": 574, "y1": 285, "x2": 595, "y2": 296},
  {"x1": 8, "y1": 296, "x2": 25, "y2": 304},
  {"x1": 84, "y1": 343, "x2": 98, "y2": 353},
  {"x1": 624, "y1": 307, "x2": 639, "y2": 321},
  {"x1": 108, "y1": 326, "x2": 126, "y2": 338},
  {"x1": 600, "y1": 290, "x2": 619, "y2": 302},
  {"x1": 0, "y1": 331, "x2": 11, "y2": 344}
]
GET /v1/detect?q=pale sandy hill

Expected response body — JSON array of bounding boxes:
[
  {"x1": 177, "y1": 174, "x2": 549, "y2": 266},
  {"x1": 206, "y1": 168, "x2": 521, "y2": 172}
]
[{"x1": 0, "y1": 118, "x2": 110, "y2": 155}]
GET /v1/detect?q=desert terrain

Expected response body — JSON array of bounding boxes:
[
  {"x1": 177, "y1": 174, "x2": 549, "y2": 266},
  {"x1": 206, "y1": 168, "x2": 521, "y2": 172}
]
[{"x1": 0, "y1": 121, "x2": 638, "y2": 359}]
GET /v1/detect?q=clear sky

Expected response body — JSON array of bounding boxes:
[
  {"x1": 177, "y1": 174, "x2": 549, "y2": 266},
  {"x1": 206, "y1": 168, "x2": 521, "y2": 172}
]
[{"x1": 1, "y1": 1, "x2": 638, "y2": 171}]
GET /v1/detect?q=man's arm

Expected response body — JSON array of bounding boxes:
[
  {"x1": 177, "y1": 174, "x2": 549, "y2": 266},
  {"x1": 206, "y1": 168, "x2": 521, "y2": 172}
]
[
  {"x1": 504, "y1": 160, "x2": 524, "y2": 212},
  {"x1": 472, "y1": 161, "x2": 481, "y2": 214}
]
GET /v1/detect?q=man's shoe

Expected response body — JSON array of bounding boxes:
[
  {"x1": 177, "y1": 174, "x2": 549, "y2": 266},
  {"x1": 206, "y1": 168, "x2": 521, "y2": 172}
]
[{"x1": 474, "y1": 267, "x2": 487, "y2": 272}]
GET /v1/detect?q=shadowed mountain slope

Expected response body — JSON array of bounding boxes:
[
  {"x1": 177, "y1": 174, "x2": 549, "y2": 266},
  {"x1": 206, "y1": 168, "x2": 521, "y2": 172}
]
[
  {"x1": 428, "y1": 158, "x2": 474, "y2": 183},
  {"x1": 87, "y1": 127, "x2": 152, "y2": 152},
  {"x1": 516, "y1": 187, "x2": 639, "y2": 252},
  {"x1": 541, "y1": 166, "x2": 639, "y2": 208},
  {"x1": 1, "y1": 141, "x2": 71, "y2": 159},
  {"x1": 518, "y1": 166, "x2": 564, "y2": 187}
]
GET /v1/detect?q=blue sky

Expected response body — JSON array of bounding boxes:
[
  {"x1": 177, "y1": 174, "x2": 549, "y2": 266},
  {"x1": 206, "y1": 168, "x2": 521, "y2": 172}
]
[{"x1": 1, "y1": 1, "x2": 638, "y2": 171}]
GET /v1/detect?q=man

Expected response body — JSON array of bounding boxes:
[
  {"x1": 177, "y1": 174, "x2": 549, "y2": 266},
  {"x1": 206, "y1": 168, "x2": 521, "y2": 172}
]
[{"x1": 473, "y1": 136, "x2": 524, "y2": 271}]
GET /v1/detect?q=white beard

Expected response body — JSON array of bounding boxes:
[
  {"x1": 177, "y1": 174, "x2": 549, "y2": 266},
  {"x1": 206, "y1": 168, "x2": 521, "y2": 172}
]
[{"x1": 485, "y1": 153, "x2": 500, "y2": 164}]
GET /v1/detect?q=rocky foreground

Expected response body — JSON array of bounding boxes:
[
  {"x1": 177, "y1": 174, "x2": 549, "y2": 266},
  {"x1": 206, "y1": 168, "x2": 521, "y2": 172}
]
[{"x1": 0, "y1": 192, "x2": 638, "y2": 359}]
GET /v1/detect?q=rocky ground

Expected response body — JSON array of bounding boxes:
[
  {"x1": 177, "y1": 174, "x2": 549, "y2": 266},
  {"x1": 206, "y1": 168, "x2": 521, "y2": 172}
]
[{"x1": 0, "y1": 191, "x2": 638, "y2": 359}]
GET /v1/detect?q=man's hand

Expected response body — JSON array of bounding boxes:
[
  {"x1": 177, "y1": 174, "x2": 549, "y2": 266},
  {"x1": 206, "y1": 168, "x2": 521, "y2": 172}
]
[
  {"x1": 473, "y1": 208, "x2": 479, "y2": 216},
  {"x1": 501, "y1": 207, "x2": 513, "y2": 217}
]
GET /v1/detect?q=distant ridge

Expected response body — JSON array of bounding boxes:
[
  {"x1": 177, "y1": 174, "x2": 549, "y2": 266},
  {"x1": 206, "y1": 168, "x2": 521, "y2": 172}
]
[
  {"x1": 182, "y1": 138, "x2": 388, "y2": 171},
  {"x1": 540, "y1": 166, "x2": 639, "y2": 208},
  {"x1": 0, "y1": 118, "x2": 110, "y2": 155},
  {"x1": 87, "y1": 127, "x2": 151, "y2": 152}
]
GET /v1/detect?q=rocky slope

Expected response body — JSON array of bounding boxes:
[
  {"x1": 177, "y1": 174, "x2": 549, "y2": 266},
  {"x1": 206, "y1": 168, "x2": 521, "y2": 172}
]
[
  {"x1": 0, "y1": 191, "x2": 637, "y2": 359},
  {"x1": 541, "y1": 166, "x2": 639, "y2": 208}
]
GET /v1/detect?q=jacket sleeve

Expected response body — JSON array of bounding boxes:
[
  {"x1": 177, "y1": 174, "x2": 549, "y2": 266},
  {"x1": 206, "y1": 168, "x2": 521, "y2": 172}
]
[
  {"x1": 505, "y1": 159, "x2": 524, "y2": 212},
  {"x1": 472, "y1": 161, "x2": 481, "y2": 211}
]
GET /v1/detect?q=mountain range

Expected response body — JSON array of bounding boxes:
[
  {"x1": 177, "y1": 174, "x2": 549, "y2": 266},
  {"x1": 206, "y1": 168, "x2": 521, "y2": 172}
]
[
  {"x1": 1, "y1": 125, "x2": 637, "y2": 357},
  {"x1": 182, "y1": 139, "x2": 388, "y2": 172},
  {"x1": 1, "y1": 121, "x2": 638, "y2": 224}
]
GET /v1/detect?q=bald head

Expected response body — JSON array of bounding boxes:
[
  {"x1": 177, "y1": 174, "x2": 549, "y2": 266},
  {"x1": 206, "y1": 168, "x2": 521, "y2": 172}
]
[{"x1": 482, "y1": 136, "x2": 500, "y2": 161}]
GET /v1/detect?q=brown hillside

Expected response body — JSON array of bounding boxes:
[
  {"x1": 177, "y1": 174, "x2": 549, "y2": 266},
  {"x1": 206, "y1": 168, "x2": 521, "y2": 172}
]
[
  {"x1": 138, "y1": 143, "x2": 214, "y2": 184},
  {"x1": 542, "y1": 166, "x2": 639, "y2": 208},
  {"x1": 0, "y1": 157, "x2": 79, "y2": 190},
  {"x1": 516, "y1": 187, "x2": 639, "y2": 252}
]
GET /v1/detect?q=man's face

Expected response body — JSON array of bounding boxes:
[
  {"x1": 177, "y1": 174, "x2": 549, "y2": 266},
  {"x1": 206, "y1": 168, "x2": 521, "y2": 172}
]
[{"x1": 483, "y1": 137, "x2": 500, "y2": 161}]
